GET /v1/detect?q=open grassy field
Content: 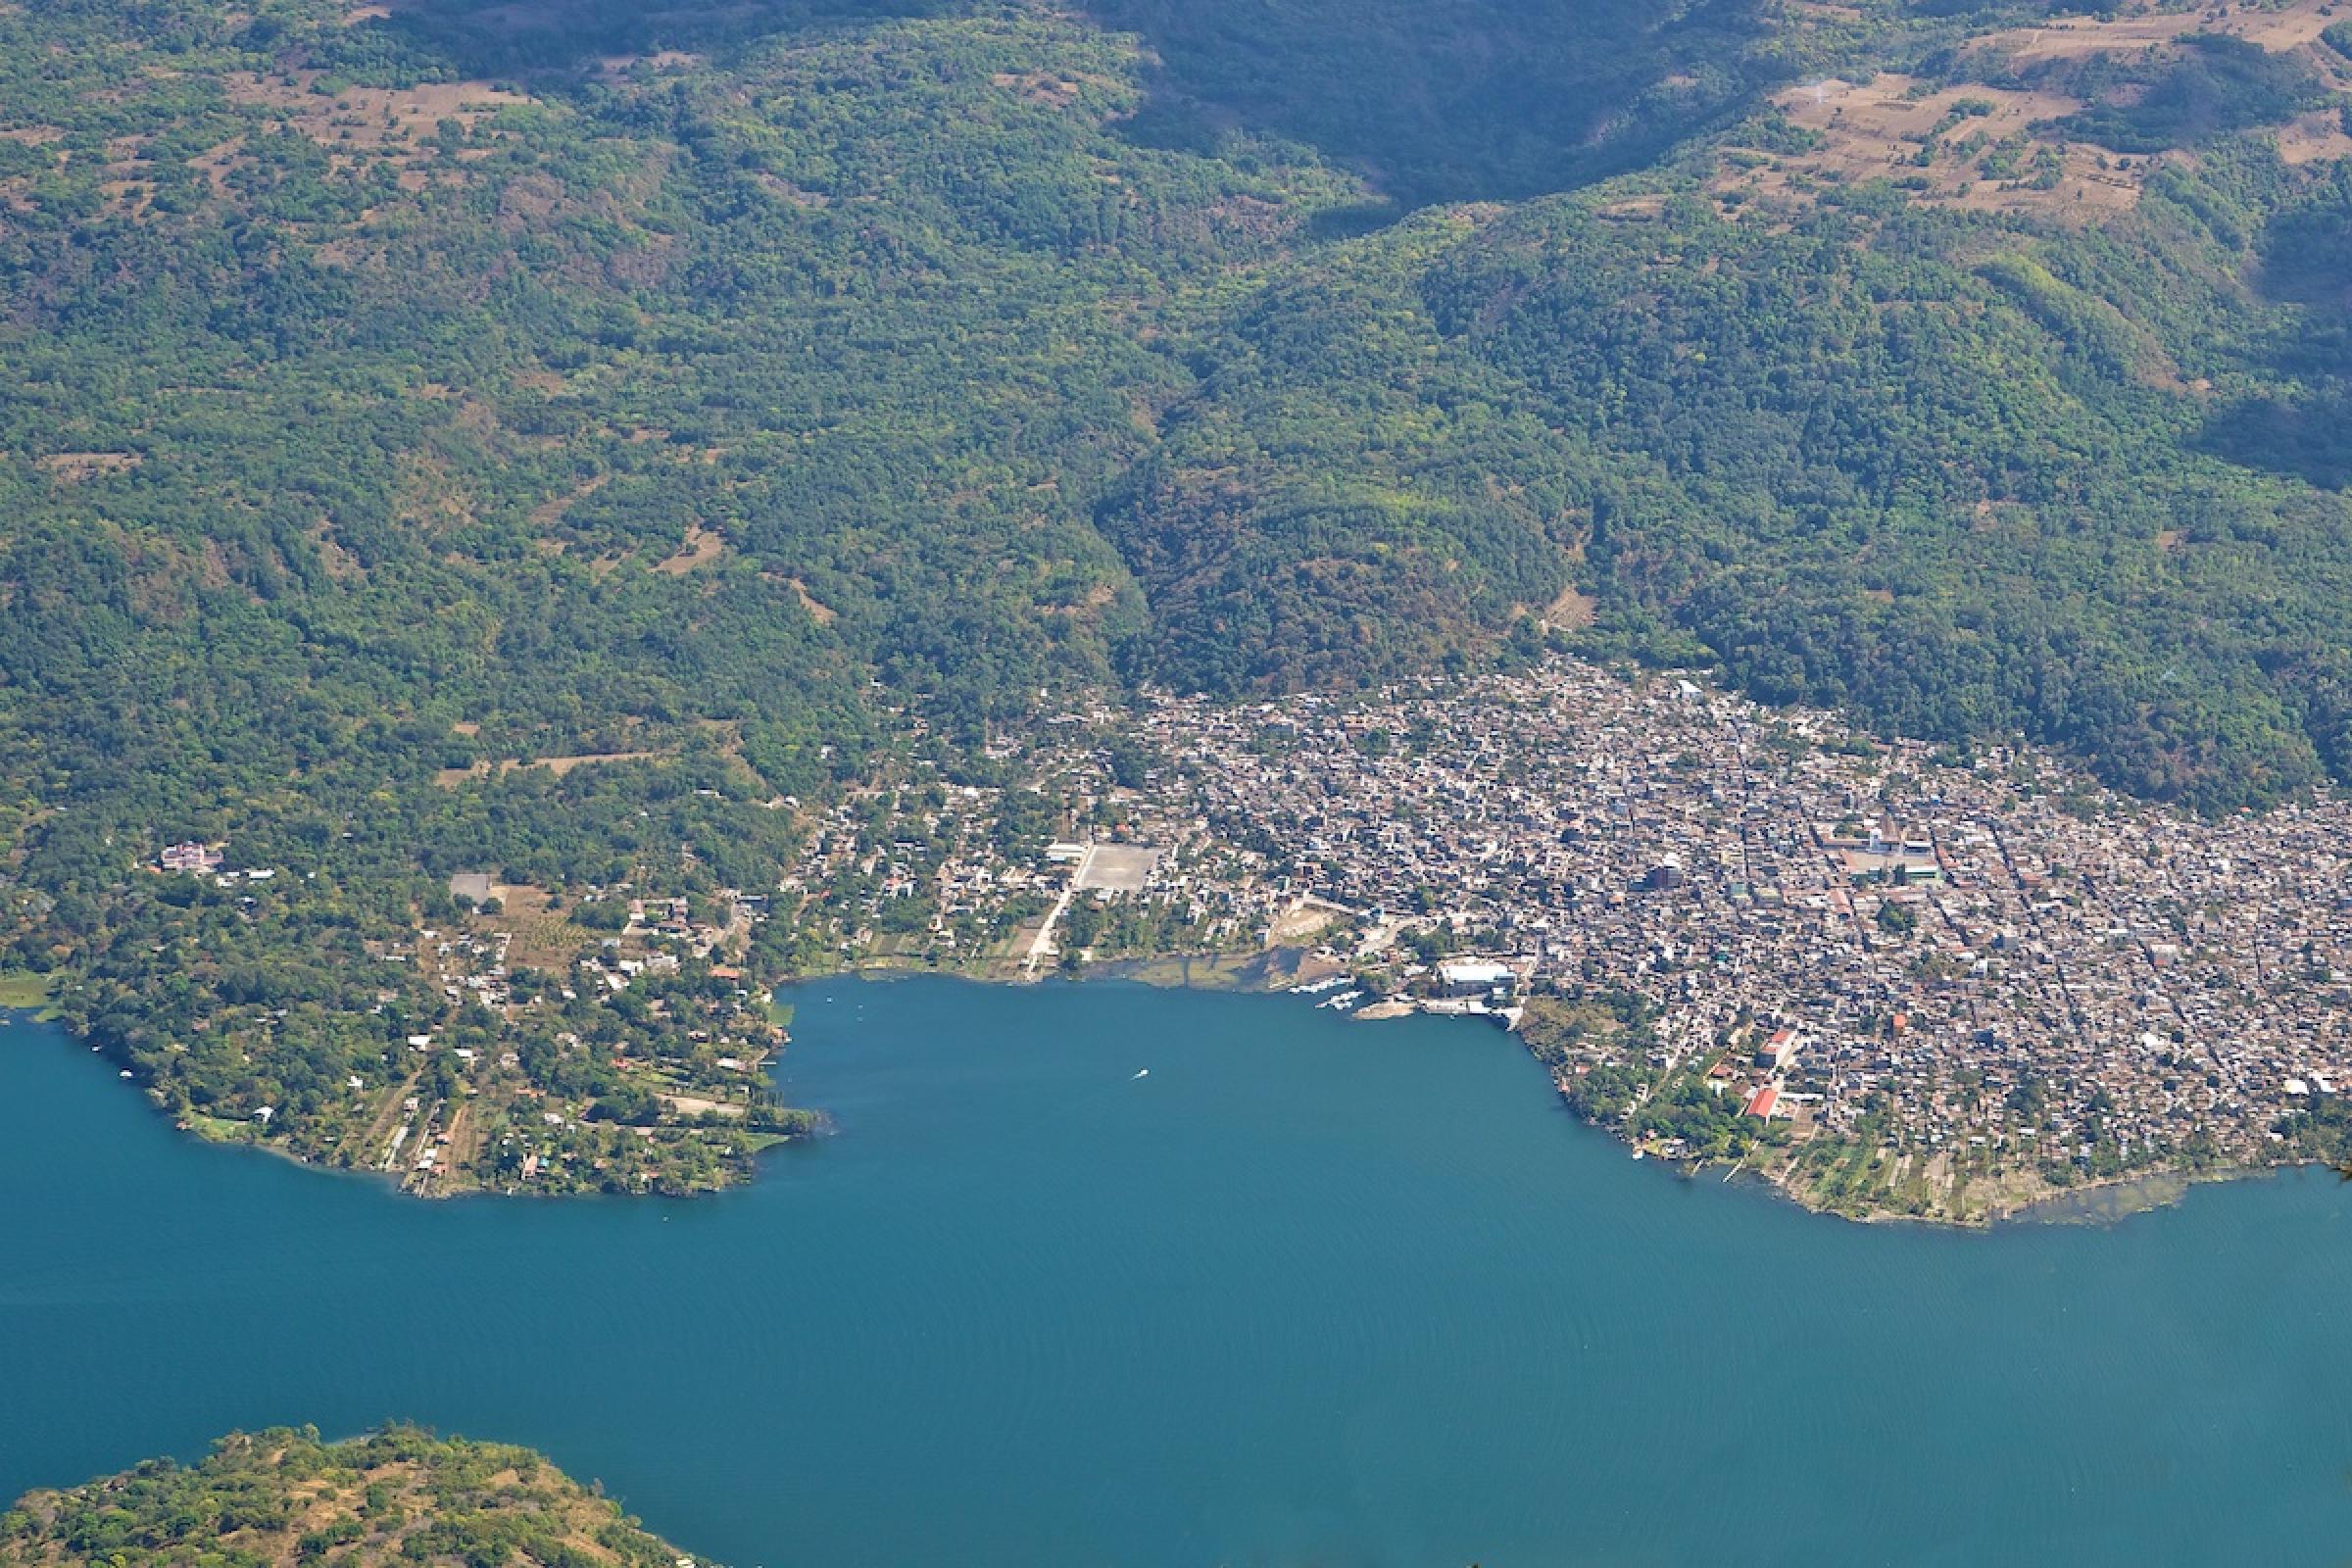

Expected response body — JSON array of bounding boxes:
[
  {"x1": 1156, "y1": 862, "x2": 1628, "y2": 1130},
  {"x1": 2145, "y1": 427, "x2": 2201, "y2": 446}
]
[{"x1": 0, "y1": 971, "x2": 56, "y2": 1009}]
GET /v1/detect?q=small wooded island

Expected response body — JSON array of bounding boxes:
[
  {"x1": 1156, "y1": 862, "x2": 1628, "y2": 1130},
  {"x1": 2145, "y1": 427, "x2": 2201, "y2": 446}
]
[{"x1": 0, "y1": 1427, "x2": 710, "y2": 1568}]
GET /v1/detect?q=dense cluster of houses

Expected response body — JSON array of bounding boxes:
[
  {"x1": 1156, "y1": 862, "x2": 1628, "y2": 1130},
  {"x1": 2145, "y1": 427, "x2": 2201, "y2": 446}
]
[
  {"x1": 1123, "y1": 661, "x2": 2352, "y2": 1183},
  {"x1": 677, "y1": 658, "x2": 2352, "y2": 1194}
]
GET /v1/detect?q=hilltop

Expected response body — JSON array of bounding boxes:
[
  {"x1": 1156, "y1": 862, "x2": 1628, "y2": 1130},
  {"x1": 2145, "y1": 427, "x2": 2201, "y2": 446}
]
[{"x1": 0, "y1": 1426, "x2": 708, "y2": 1568}]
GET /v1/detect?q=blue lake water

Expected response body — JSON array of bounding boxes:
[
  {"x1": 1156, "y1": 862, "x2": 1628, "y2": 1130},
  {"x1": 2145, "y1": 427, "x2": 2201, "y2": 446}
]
[{"x1": 4, "y1": 977, "x2": 2351, "y2": 1565}]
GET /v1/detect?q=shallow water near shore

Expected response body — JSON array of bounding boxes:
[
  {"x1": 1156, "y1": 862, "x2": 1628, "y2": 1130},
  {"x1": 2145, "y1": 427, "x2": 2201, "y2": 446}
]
[{"x1": 5, "y1": 977, "x2": 2352, "y2": 1565}]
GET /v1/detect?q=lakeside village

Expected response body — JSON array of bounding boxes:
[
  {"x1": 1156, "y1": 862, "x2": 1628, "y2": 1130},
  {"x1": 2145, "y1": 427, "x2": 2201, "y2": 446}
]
[
  {"x1": 122, "y1": 846, "x2": 806, "y2": 1199},
  {"x1": 115, "y1": 657, "x2": 2352, "y2": 1219},
  {"x1": 786, "y1": 658, "x2": 2352, "y2": 1223}
]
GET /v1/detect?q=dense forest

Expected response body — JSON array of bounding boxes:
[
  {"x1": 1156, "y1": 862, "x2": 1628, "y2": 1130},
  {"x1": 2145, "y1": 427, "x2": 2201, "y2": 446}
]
[{"x1": 7, "y1": 0, "x2": 2352, "y2": 1175}]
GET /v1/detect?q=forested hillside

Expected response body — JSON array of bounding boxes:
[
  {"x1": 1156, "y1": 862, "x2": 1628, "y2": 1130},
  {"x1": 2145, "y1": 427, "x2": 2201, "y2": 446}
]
[{"x1": 6, "y1": 0, "x2": 2352, "y2": 1185}]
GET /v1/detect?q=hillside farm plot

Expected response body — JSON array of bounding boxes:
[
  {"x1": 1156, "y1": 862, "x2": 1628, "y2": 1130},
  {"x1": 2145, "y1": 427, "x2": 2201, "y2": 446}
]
[
  {"x1": 222, "y1": 71, "x2": 535, "y2": 158},
  {"x1": 1720, "y1": 0, "x2": 2352, "y2": 219},
  {"x1": 2276, "y1": 105, "x2": 2352, "y2": 163},
  {"x1": 1717, "y1": 75, "x2": 2142, "y2": 218},
  {"x1": 1977, "y1": 0, "x2": 2347, "y2": 66}
]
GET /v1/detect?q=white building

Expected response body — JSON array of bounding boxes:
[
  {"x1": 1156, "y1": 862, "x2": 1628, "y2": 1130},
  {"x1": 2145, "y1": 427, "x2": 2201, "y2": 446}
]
[{"x1": 1437, "y1": 960, "x2": 1515, "y2": 998}]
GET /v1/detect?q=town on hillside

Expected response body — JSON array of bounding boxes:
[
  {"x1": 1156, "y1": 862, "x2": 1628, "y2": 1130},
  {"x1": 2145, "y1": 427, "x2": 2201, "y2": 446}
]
[
  {"x1": 119, "y1": 657, "x2": 2352, "y2": 1218},
  {"x1": 786, "y1": 658, "x2": 2352, "y2": 1219}
]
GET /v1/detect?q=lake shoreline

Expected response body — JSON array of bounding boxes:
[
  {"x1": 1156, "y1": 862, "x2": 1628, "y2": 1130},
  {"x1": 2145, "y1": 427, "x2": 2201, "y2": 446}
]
[
  {"x1": 1745, "y1": 1152, "x2": 2295, "y2": 1231},
  {"x1": 6, "y1": 945, "x2": 2307, "y2": 1232},
  {"x1": 820, "y1": 955, "x2": 2295, "y2": 1232},
  {"x1": 0, "y1": 968, "x2": 59, "y2": 1013},
  {"x1": 8, "y1": 976, "x2": 2352, "y2": 1567}
]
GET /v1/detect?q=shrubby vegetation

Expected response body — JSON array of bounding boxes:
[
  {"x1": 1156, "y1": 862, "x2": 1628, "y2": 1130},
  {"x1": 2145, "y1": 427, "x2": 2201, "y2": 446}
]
[
  {"x1": 0, "y1": 1425, "x2": 704, "y2": 1567},
  {"x1": 2048, "y1": 33, "x2": 2328, "y2": 153}
]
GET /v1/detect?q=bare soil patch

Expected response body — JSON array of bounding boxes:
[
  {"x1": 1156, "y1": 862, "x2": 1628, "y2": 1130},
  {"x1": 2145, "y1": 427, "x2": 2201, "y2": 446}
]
[
  {"x1": 1270, "y1": 901, "x2": 1343, "y2": 945},
  {"x1": 776, "y1": 575, "x2": 839, "y2": 624},
  {"x1": 309, "y1": 520, "x2": 367, "y2": 581},
  {"x1": 1719, "y1": 74, "x2": 2144, "y2": 219},
  {"x1": 40, "y1": 451, "x2": 142, "y2": 481},
  {"x1": 1979, "y1": 0, "x2": 2341, "y2": 66},
  {"x1": 992, "y1": 70, "x2": 1084, "y2": 108},
  {"x1": 527, "y1": 473, "x2": 606, "y2": 529},
  {"x1": 473, "y1": 882, "x2": 591, "y2": 969},
  {"x1": 210, "y1": 71, "x2": 535, "y2": 194},
  {"x1": 661, "y1": 1093, "x2": 746, "y2": 1120},
  {"x1": 225, "y1": 72, "x2": 533, "y2": 146},
  {"x1": 1541, "y1": 582, "x2": 1597, "y2": 630},
  {"x1": 597, "y1": 49, "x2": 705, "y2": 78},
  {"x1": 652, "y1": 523, "x2": 724, "y2": 575},
  {"x1": 187, "y1": 135, "x2": 244, "y2": 197},
  {"x1": 2277, "y1": 106, "x2": 2352, "y2": 164},
  {"x1": 434, "y1": 751, "x2": 663, "y2": 788}
]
